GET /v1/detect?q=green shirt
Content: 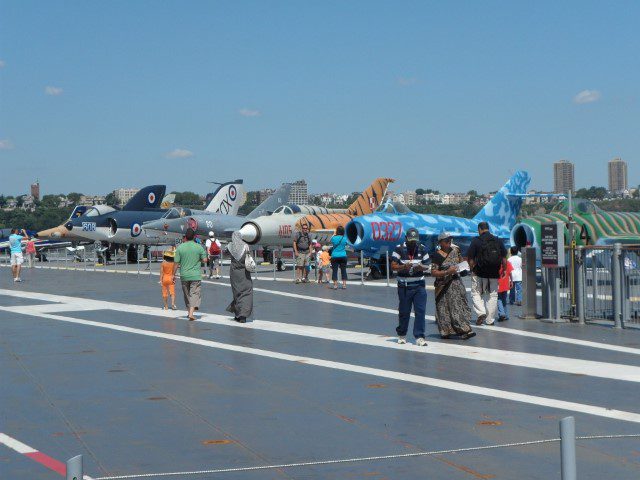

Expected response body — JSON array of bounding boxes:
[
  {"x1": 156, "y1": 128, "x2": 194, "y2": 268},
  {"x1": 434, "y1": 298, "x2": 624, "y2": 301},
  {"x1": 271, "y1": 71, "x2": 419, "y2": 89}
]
[{"x1": 174, "y1": 241, "x2": 207, "y2": 281}]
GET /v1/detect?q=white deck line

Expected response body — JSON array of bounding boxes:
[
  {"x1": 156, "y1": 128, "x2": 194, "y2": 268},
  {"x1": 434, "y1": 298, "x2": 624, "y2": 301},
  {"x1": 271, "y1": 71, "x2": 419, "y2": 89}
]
[{"x1": 2, "y1": 306, "x2": 640, "y2": 425}]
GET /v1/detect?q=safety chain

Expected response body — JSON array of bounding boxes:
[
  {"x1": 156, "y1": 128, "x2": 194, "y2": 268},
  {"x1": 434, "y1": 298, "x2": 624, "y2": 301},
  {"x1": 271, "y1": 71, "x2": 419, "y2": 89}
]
[{"x1": 93, "y1": 433, "x2": 640, "y2": 479}]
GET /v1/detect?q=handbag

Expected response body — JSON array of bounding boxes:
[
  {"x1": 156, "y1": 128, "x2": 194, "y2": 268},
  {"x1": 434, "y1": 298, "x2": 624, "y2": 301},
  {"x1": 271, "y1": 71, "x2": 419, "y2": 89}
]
[{"x1": 244, "y1": 249, "x2": 256, "y2": 273}]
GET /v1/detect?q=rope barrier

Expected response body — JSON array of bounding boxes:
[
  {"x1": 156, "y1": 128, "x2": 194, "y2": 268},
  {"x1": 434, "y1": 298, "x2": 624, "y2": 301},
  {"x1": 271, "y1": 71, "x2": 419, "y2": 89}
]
[{"x1": 93, "y1": 433, "x2": 640, "y2": 479}]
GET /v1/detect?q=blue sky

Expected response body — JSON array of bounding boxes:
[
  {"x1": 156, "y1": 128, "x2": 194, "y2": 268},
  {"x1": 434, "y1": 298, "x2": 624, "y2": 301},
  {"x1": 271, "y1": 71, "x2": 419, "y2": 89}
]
[{"x1": 1, "y1": 1, "x2": 638, "y2": 196}]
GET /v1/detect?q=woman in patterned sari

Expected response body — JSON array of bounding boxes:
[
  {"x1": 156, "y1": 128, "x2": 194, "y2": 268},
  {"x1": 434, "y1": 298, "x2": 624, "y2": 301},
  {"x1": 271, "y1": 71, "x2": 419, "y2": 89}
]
[{"x1": 431, "y1": 232, "x2": 476, "y2": 340}]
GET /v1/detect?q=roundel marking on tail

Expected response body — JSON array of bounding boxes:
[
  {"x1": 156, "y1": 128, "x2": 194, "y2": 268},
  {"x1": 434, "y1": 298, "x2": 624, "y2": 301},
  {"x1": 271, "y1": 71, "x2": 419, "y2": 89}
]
[{"x1": 148, "y1": 192, "x2": 156, "y2": 205}]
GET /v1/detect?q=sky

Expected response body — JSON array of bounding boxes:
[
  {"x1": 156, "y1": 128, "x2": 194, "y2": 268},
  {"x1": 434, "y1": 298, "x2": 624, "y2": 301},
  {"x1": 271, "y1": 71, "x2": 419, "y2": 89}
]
[{"x1": 1, "y1": 1, "x2": 638, "y2": 196}]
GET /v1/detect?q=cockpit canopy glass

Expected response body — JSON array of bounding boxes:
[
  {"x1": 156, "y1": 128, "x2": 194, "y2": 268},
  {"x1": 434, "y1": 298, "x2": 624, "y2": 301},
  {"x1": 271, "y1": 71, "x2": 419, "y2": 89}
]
[
  {"x1": 552, "y1": 198, "x2": 600, "y2": 215},
  {"x1": 377, "y1": 202, "x2": 411, "y2": 214},
  {"x1": 84, "y1": 205, "x2": 116, "y2": 217},
  {"x1": 273, "y1": 204, "x2": 301, "y2": 215},
  {"x1": 162, "y1": 207, "x2": 192, "y2": 219}
]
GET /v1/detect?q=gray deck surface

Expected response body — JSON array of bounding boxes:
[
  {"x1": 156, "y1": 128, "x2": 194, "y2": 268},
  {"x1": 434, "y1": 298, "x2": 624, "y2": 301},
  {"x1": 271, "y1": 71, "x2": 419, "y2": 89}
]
[{"x1": 2, "y1": 265, "x2": 640, "y2": 479}]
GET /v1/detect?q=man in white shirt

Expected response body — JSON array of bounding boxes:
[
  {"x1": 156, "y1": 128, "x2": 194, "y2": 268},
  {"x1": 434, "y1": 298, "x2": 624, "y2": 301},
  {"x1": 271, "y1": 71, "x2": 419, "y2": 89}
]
[
  {"x1": 508, "y1": 247, "x2": 523, "y2": 306},
  {"x1": 205, "y1": 231, "x2": 222, "y2": 279}
]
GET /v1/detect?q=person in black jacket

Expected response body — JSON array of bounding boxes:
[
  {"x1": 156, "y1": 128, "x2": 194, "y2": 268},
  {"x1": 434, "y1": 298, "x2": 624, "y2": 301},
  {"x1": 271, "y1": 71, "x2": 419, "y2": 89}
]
[{"x1": 466, "y1": 222, "x2": 507, "y2": 326}]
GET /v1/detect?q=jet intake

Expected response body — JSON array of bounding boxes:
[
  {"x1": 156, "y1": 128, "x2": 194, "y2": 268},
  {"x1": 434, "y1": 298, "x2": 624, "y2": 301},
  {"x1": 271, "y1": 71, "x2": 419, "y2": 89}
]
[
  {"x1": 511, "y1": 223, "x2": 536, "y2": 250},
  {"x1": 107, "y1": 218, "x2": 118, "y2": 238}
]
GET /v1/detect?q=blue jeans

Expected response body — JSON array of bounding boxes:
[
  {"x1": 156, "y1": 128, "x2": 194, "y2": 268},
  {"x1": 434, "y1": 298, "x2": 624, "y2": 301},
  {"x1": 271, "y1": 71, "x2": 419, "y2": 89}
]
[
  {"x1": 497, "y1": 291, "x2": 509, "y2": 320},
  {"x1": 396, "y1": 283, "x2": 426, "y2": 339},
  {"x1": 509, "y1": 281, "x2": 522, "y2": 304}
]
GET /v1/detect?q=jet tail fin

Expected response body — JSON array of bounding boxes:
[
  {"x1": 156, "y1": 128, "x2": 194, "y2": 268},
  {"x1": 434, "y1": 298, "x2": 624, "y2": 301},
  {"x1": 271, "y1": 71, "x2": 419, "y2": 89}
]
[
  {"x1": 205, "y1": 180, "x2": 245, "y2": 215},
  {"x1": 473, "y1": 171, "x2": 531, "y2": 231},
  {"x1": 347, "y1": 178, "x2": 395, "y2": 216},
  {"x1": 122, "y1": 185, "x2": 166, "y2": 210},
  {"x1": 246, "y1": 183, "x2": 293, "y2": 219}
]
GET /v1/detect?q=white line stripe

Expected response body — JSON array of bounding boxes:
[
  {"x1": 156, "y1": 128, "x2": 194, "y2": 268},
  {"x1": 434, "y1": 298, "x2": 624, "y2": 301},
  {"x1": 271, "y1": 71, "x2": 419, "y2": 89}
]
[
  {"x1": 5, "y1": 301, "x2": 640, "y2": 382},
  {"x1": 0, "y1": 432, "x2": 37, "y2": 454},
  {"x1": 2, "y1": 306, "x2": 640, "y2": 425},
  {"x1": 2, "y1": 286, "x2": 640, "y2": 357}
]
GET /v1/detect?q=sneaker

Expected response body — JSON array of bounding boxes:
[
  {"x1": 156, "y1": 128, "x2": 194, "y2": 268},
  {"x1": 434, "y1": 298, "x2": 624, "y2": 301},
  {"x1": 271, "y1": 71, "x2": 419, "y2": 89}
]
[
  {"x1": 475, "y1": 314, "x2": 486, "y2": 326},
  {"x1": 295, "y1": 279, "x2": 301, "y2": 284},
  {"x1": 397, "y1": 336, "x2": 407, "y2": 344},
  {"x1": 216, "y1": 275, "x2": 221, "y2": 279},
  {"x1": 340, "y1": 284, "x2": 346, "y2": 290},
  {"x1": 497, "y1": 316, "x2": 507, "y2": 322},
  {"x1": 461, "y1": 331, "x2": 477, "y2": 340},
  {"x1": 416, "y1": 337, "x2": 428, "y2": 347},
  {"x1": 485, "y1": 320, "x2": 495, "y2": 326},
  {"x1": 332, "y1": 284, "x2": 338, "y2": 290},
  {"x1": 15, "y1": 278, "x2": 22, "y2": 283}
]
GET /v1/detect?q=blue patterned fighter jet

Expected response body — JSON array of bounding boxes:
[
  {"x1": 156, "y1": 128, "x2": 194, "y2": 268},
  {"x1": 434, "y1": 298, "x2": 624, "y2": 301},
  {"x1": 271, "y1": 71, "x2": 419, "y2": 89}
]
[{"x1": 345, "y1": 171, "x2": 531, "y2": 256}]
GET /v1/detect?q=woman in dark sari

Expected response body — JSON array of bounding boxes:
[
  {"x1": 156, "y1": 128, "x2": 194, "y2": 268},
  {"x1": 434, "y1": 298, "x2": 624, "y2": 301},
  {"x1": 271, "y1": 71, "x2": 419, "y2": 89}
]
[
  {"x1": 225, "y1": 231, "x2": 253, "y2": 323},
  {"x1": 431, "y1": 232, "x2": 476, "y2": 340}
]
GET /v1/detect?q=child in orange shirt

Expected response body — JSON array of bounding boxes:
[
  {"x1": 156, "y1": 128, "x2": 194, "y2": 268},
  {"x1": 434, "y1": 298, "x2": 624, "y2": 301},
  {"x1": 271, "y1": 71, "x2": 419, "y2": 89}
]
[
  {"x1": 497, "y1": 259, "x2": 513, "y2": 322},
  {"x1": 160, "y1": 249, "x2": 177, "y2": 310},
  {"x1": 319, "y1": 246, "x2": 332, "y2": 284}
]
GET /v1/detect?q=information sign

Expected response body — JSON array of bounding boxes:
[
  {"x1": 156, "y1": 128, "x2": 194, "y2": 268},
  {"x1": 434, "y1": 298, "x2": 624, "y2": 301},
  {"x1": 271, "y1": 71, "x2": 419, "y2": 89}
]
[{"x1": 541, "y1": 222, "x2": 565, "y2": 268}]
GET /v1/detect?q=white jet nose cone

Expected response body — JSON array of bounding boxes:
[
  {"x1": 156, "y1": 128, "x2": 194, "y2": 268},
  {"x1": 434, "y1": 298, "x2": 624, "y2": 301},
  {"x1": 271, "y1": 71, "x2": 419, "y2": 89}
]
[{"x1": 239, "y1": 224, "x2": 258, "y2": 243}]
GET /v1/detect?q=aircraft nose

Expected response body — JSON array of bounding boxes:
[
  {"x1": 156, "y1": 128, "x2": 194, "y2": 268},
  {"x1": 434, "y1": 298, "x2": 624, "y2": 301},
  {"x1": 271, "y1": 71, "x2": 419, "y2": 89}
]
[{"x1": 239, "y1": 223, "x2": 260, "y2": 244}]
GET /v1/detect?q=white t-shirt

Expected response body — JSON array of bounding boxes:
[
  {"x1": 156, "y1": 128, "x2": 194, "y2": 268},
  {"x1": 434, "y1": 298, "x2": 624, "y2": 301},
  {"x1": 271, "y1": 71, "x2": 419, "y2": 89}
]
[{"x1": 508, "y1": 255, "x2": 523, "y2": 282}]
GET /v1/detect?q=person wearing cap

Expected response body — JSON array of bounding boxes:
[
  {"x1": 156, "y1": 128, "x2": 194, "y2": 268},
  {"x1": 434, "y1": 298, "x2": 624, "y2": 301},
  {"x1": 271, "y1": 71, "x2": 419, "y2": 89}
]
[
  {"x1": 390, "y1": 227, "x2": 430, "y2": 346},
  {"x1": 431, "y1": 232, "x2": 476, "y2": 340},
  {"x1": 205, "y1": 231, "x2": 222, "y2": 279}
]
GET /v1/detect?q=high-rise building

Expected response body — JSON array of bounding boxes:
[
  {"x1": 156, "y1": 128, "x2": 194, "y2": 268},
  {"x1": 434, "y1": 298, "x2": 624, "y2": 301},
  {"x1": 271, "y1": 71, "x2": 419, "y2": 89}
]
[
  {"x1": 289, "y1": 180, "x2": 308, "y2": 205},
  {"x1": 30, "y1": 181, "x2": 40, "y2": 200},
  {"x1": 553, "y1": 160, "x2": 575, "y2": 194},
  {"x1": 113, "y1": 188, "x2": 139, "y2": 206},
  {"x1": 608, "y1": 158, "x2": 628, "y2": 193}
]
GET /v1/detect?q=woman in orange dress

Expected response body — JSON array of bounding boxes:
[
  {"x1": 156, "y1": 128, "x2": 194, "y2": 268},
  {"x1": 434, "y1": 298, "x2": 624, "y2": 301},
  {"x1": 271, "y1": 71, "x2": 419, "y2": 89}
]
[{"x1": 160, "y1": 249, "x2": 177, "y2": 310}]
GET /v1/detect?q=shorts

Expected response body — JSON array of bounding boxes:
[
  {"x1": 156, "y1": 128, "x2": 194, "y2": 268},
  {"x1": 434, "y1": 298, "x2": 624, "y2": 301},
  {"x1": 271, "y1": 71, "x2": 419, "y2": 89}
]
[
  {"x1": 181, "y1": 280, "x2": 202, "y2": 309},
  {"x1": 208, "y1": 255, "x2": 221, "y2": 267},
  {"x1": 296, "y1": 252, "x2": 311, "y2": 267},
  {"x1": 161, "y1": 282, "x2": 175, "y2": 299},
  {"x1": 10, "y1": 253, "x2": 24, "y2": 266}
]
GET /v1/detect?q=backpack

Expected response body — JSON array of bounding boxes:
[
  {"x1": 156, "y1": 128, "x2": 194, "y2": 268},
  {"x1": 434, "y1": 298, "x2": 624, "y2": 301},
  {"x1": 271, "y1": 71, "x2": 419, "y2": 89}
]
[
  {"x1": 208, "y1": 240, "x2": 221, "y2": 256},
  {"x1": 476, "y1": 234, "x2": 503, "y2": 273},
  {"x1": 295, "y1": 231, "x2": 310, "y2": 251}
]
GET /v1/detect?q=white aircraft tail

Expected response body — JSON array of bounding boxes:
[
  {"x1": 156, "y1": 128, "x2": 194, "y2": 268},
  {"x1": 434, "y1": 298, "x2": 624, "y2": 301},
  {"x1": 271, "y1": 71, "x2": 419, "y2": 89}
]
[{"x1": 205, "y1": 180, "x2": 246, "y2": 215}]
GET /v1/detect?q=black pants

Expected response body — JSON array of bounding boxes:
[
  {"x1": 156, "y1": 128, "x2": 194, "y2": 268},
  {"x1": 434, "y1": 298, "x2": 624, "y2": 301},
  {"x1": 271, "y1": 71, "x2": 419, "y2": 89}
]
[{"x1": 331, "y1": 257, "x2": 347, "y2": 281}]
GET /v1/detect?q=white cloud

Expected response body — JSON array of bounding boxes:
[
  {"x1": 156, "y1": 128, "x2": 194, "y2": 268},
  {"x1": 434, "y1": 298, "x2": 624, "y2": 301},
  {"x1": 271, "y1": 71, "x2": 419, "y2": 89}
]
[
  {"x1": 573, "y1": 89, "x2": 601, "y2": 104},
  {"x1": 397, "y1": 77, "x2": 418, "y2": 86},
  {"x1": 45, "y1": 86, "x2": 64, "y2": 96},
  {"x1": 0, "y1": 60, "x2": 5, "y2": 68},
  {"x1": 0, "y1": 139, "x2": 14, "y2": 150},
  {"x1": 166, "y1": 148, "x2": 194, "y2": 159},
  {"x1": 238, "y1": 108, "x2": 261, "y2": 117}
]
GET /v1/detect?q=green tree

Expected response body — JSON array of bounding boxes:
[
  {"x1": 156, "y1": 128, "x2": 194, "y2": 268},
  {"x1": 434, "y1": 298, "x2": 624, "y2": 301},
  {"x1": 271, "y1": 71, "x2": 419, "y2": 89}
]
[
  {"x1": 104, "y1": 192, "x2": 118, "y2": 206},
  {"x1": 40, "y1": 195, "x2": 61, "y2": 208},
  {"x1": 172, "y1": 191, "x2": 203, "y2": 207},
  {"x1": 67, "y1": 192, "x2": 83, "y2": 203}
]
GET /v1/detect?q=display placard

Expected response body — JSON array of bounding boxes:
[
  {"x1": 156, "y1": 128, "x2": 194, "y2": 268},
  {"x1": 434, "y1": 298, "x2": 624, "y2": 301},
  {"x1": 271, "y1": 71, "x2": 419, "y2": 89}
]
[{"x1": 541, "y1": 222, "x2": 565, "y2": 268}]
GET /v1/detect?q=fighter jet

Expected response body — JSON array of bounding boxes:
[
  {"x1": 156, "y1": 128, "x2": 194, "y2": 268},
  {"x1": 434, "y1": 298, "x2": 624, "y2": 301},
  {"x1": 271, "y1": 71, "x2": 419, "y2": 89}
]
[
  {"x1": 142, "y1": 183, "x2": 292, "y2": 242},
  {"x1": 510, "y1": 197, "x2": 640, "y2": 254},
  {"x1": 292, "y1": 177, "x2": 394, "y2": 244},
  {"x1": 65, "y1": 180, "x2": 245, "y2": 245},
  {"x1": 345, "y1": 171, "x2": 531, "y2": 256},
  {"x1": 238, "y1": 178, "x2": 395, "y2": 248}
]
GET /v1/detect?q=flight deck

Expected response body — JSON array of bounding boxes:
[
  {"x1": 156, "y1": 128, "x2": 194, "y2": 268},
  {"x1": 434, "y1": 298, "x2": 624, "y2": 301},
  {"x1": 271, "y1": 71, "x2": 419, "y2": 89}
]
[{"x1": 2, "y1": 265, "x2": 640, "y2": 479}]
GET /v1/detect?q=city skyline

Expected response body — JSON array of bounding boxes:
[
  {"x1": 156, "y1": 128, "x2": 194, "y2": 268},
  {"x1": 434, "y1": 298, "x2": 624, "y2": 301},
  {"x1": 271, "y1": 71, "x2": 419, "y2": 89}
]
[{"x1": 1, "y1": 2, "x2": 638, "y2": 196}]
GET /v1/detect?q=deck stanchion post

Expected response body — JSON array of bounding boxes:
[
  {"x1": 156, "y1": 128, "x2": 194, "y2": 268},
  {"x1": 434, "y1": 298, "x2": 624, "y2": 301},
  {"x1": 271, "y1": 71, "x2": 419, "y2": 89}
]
[
  {"x1": 137, "y1": 245, "x2": 140, "y2": 275},
  {"x1": 66, "y1": 454, "x2": 83, "y2": 480},
  {"x1": 360, "y1": 250, "x2": 364, "y2": 285},
  {"x1": 254, "y1": 248, "x2": 258, "y2": 281},
  {"x1": 386, "y1": 250, "x2": 390, "y2": 287},
  {"x1": 125, "y1": 244, "x2": 129, "y2": 274},
  {"x1": 64, "y1": 247, "x2": 68, "y2": 270},
  {"x1": 612, "y1": 243, "x2": 622, "y2": 328},
  {"x1": 560, "y1": 416, "x2": 577, "y2": 480},
  {"x1": 273, "y1": 248, "x2": 277, "y2": 280},
  {"x1": 576, "y1": 247, "x2": 585, "y2": 324}
]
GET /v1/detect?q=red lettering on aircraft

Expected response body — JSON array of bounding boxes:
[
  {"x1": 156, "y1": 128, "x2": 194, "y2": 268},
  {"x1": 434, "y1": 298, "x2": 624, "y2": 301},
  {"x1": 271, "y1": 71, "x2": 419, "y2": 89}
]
[
  {"x1": 370, "y1": 222, "x2": 403, "y2": 242},
  {"x1": 278, "y1": 224, "x2": 292, "y2": 238}
]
